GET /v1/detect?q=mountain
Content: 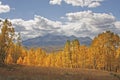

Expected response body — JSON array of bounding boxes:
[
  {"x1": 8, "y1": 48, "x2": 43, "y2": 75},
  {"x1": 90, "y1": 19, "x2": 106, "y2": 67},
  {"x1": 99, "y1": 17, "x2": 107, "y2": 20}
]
[{"x1": 22, "y1": 34, "x2": 92, "y2": 47}]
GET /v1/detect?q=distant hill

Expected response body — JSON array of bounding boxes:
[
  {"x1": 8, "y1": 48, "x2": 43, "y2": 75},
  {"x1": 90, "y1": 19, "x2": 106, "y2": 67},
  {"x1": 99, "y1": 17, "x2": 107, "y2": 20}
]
[{"x1": 22, "y1": 34, "x2": 92, "y2": 47}]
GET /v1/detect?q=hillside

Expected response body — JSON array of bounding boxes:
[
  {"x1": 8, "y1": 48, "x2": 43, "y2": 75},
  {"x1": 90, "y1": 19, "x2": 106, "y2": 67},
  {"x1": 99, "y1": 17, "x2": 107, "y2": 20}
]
[
  {"x1": 0, "y1": 65, "x2": 119, "y2": 80},
  {"x1": 22, "y1": 34, "x2": 92, "y2": 47}
]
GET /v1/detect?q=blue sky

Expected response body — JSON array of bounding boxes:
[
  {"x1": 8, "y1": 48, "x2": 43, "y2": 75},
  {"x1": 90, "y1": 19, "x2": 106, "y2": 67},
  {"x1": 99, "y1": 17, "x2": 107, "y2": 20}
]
[
  {"x1": 0, "y1": 0, "x2": 120, "y2": 20},
  {"x1": 0, "y1": 0, "x2": 120, "y2": 40}
]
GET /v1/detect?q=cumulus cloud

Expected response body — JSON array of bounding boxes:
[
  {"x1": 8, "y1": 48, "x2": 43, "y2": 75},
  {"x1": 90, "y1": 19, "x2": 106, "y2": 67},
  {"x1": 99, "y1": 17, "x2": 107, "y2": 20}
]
[
  {"x1": 11, "y1": 15, "x2": 62, "y2": 40},
  {"x1": 61, "y1": 11, "x2": 119, "y2": 38},
  {"x1": 49, "y1": 0, "x2": 103, "y2": 8},
  {"x1": 114, "y1": 21, "x2": 120, "y2": 33},
  {"x1": 10, "y1": 11, "x2": 120, "y2": 40},
  {"x1": 88, "y1": 2, "x2": 101, "y2": 8},
  {"x1": 0, "y1": 1, "x2": 10, "y2": 14},
  {"x1": 114, "y1": 21, "x2": 120, "y2": 29}
]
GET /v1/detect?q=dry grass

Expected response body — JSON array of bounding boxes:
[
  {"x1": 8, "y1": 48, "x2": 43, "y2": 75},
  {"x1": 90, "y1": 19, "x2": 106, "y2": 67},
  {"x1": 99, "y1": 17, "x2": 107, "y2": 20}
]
[{"x1": 0, "y1": 65, "x2": 119, "y2": 80}]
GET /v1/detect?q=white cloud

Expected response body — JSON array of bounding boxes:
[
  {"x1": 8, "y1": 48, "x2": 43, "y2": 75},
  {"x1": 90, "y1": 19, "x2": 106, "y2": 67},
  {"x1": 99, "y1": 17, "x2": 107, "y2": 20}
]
[
  {"x1": 114, "y1": 21, "x2": 120, "y2": 29},
  {"x1": 9, "y1": 11, "x2": 120, "y2": 40},
  {"x1": 0, "y1": 1, "x2": 10, "y2": 14},
  {"x1": 11, "y1": 15, "x2": 62, "y2": 40},
  {"x1": 114, "y1": 21, "x2": 120, "y2": 33},
  {"x1": 61, "y1": 11, "x2": 119, "y2": 38},
  {"x1": 49, "y1": 0, "x2": 62, "y2": 5},
  {"x1": 49, "y1": 0, "x2": 103, "y2": 8},
  {"x1": 88, "y1": 2, "x2": 100, "y2": 8}
]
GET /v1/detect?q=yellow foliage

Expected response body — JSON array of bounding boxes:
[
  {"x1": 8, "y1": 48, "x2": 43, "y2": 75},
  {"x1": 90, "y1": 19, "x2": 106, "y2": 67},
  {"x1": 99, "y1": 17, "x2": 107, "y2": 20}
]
[
  {"x1": 17, "y1": 57, "x2": 23, "y2": 64},
  {"x1": 0, "y1": 23, "x2": 120, "y2": 72},
  {"x1": 5, "y1": 54, "x2": 13, "y2": 64}
]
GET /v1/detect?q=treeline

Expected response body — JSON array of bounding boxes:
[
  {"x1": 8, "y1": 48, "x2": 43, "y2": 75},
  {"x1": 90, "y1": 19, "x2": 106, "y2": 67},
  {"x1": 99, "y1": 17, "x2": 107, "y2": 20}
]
[{"x1": 0, "y1": 20, "x2": 120, "y2": 72}]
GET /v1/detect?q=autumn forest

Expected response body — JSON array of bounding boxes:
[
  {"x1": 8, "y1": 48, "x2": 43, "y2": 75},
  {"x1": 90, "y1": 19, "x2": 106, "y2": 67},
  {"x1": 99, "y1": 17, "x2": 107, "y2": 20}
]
[{"x1": 1, "y1": 19, "x2": 120, "y2": 73}]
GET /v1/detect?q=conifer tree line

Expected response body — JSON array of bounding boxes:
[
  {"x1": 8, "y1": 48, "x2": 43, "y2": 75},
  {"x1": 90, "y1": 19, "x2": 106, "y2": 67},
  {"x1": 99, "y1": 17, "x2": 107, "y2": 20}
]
[{"x1": 1, "y1": 19, "x2": 120, "y2": 72}]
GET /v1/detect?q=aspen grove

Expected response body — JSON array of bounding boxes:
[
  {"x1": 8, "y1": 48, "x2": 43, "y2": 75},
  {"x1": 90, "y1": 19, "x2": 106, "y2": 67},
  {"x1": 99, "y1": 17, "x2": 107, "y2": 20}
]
[{"x1": 1, "y1": 20, "x2": 120, "y2": 72}]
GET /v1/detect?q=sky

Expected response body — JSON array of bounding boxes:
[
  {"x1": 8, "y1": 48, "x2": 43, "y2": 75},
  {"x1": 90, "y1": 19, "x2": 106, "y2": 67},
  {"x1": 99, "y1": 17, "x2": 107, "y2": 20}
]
[{"x1": 0, "y1": 0, "x2": 120, "y2": 40}]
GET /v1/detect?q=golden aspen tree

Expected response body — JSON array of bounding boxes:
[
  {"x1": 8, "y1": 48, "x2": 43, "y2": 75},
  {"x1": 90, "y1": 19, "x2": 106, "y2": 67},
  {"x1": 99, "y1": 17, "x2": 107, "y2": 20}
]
[
  {"x1": 34, "y1": 48, "x2": 46, "y2": 66},
  {"x1": 5, "y1": 54, "x2": 13, "y2": 64},
  {"x1": 63, "y1": 40, "x2": 72, "y2": 68},
  {"x1": 115, "y1": 48, "x2": 120, "y2": 72},
  {"x1": 49, "y1": 53, "x2": 56, "y2": 67},
  {"x1": 91, "y1": 31, "x2": 120, "y2": 71},
  {"x1": 97, "y1": 47, "x2": 106, "y2": 70},
  {"x1": 78, "y1": 45, "x2": 88, "y2": 68},
  {"x1": 23, "y1": 56, "x2": 29, "y2": 65},
  {"x1": 20, "y1": 47, "x2": 27, "y2": 58},
  {"x1": 55, "y1": 52, "x2": 63, "y2": 67},
  {"x1": 12, "y1": 33, "x2": 22, "y2": 63},
  {"x1": 88, "y1": 47, "x2": 100, "y2": 69},
  {"x1": 71, "y1": 39, "x2": 80, "y2": 68},
  {"x1": 0, "y1": 19, "x2": 15, "y2": 64},
  {"x1": 28, "y1": 48, "x2": 36, "y2": 65},
  {"x1": 17, "y1": 57, "x2": 23, "y2": 64},
  {"x1": 45, "y1": 55, "x2": 52, "y2": 67}
]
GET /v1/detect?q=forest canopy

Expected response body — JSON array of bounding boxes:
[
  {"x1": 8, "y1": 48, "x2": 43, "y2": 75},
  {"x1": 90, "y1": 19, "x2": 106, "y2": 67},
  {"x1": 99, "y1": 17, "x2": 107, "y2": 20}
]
[{"x1": 0, "y1": 20, "x2": 120, "y2": 72}]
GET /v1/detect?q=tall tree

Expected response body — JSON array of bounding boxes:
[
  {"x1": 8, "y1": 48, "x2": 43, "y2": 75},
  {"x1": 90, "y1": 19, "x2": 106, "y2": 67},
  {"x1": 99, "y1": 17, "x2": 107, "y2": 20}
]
[
  {"x1": 0, "y1": 19, "x2": 15, "y2": 64},
  {"x1": 63, "y1": 40, "x2": 72, "y2": 67},
  {"x1": 91, "y1": 31, "x2": 120, "y2": 71},
  {"x1": 71, "y1": 39, "x2": 80, "y2": 68}
]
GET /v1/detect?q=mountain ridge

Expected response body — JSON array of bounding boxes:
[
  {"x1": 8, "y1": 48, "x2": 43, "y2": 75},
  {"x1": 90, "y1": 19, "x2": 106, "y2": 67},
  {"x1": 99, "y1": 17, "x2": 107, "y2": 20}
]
[{"x1": 22, "y1": 34, "x2": 92, "y2": 47}]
